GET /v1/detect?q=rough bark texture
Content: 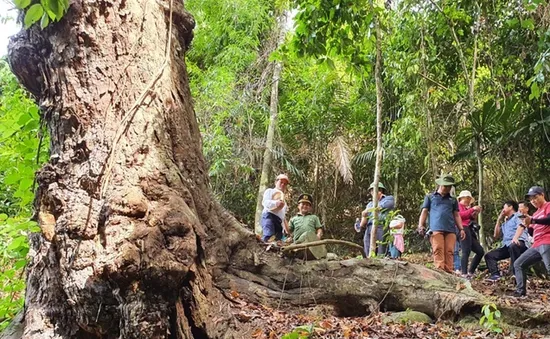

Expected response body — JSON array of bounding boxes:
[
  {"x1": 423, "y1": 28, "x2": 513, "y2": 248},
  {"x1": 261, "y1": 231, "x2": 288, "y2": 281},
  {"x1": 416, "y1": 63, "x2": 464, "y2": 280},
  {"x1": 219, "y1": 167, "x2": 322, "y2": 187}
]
[
  {"x1": 4, "y1": 1, "x2": 526, "y2": 338},
  {"x1": 8, "y1": 0, "x2": 224, "y2": 337}
]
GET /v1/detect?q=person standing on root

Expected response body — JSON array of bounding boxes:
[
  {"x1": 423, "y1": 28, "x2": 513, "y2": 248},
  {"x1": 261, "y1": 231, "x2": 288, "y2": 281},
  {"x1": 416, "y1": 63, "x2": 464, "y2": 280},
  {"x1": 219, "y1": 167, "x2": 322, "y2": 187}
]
[
  {"x1": 512, "y1": 186, "x2": 550, "y2": 297},
  {"x1": 484, "y1": 200, "x2": 530, "y2": 282},
  {"x1": 358, "y1": 182, "x2": 395, "y2": 257},
  {"x1": 260, "y1": 174, "x2": 290, "y2": 242},
  {"x1": 457, "y1": 190, "x2": 484, "y2": 278},
  {"x1": 417, "y1": 174, "x2": 466, "y2": 273}
]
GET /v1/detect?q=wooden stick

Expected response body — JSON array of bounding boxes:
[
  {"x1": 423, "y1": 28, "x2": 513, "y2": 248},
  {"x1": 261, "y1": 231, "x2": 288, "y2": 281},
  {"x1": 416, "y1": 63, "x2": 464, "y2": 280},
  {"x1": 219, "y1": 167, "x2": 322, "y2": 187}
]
[{"x1": 281, "y1": 239, "x2": 365, "y2": 257}]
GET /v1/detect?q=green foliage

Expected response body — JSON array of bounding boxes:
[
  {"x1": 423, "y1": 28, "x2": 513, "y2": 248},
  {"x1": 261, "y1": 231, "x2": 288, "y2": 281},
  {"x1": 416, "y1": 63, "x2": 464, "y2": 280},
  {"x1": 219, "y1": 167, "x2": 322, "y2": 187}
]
[
  {"x1": 282, "y1": 324, "x2": 313, "y2": 339},
  {"x1": 12, "y1": 0, "x2": 69, "y2": 29},
  {"x1": 0, "y1": 59, "x2": 45, "y2": 329},
  {"x1": 479, "y1": 303, "x2": 502, "y2": 333}
]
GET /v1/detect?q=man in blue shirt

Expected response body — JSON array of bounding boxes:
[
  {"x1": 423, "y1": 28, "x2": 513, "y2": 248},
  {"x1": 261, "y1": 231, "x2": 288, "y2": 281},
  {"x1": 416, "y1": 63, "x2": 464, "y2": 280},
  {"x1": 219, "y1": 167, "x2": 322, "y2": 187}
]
[
  {"x1": 357, "y1": 182, "x2": 395, "y2": 256},
  {"x1": 417, "y1": 174, "x2": 466, "y2": 273},
  {"x1": 485, "y1": 200, "x2": 530, "y2": 281}
]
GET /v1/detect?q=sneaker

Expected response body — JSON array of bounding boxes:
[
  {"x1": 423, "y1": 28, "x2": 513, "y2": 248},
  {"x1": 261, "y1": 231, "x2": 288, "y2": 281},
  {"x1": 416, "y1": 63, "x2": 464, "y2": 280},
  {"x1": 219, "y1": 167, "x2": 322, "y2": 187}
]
[
  {"x1": 486, "y1": 274, "x2": 501, "y2": 282},
  {"x1": 454, "y1": 269, "x2": 461, "y2": 275}
]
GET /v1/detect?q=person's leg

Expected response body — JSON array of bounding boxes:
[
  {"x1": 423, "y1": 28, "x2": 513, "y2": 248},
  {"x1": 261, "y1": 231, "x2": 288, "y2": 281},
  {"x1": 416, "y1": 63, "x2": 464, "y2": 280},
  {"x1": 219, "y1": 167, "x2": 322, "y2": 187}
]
[
  {"x1": 431, "y1": 232, "x2": 445, "y2": 270},
  {"x1": 389, "y1": 243, "x2": 398, "y2": 258},
  {"x1": 469, "y1": 236, "x2": 485, "y2": 274},
  {"x1": 509, "y1": 241, "x2": 527, "y2": 275},
  {"x1": 538, "y1": 244, "x2": 550, "y2": 275},
  {"x1": 261, "y1": 213, "x2": 275, "y2": 242},
  {"x1": 454, "y1": 240, "x2": 461, "y2": 271},
  {"x1": 363, "y1": 224, "x2": 372, "y2": 257},
  {"x1": 484, "y1": 247, "x2": 510, "y2": 276},
  {"x1": 460, "y1": 227, "x2": 473, "y2": 274},
  {"x1": 444, "y1": 232, "x2": 456, "y2": 273},
  {"x1": 376, "y1": 225, "x2": 387, "y2": 256},
  {"x1": 514, "y1": 247, "x2": 542, "y2": 295}
]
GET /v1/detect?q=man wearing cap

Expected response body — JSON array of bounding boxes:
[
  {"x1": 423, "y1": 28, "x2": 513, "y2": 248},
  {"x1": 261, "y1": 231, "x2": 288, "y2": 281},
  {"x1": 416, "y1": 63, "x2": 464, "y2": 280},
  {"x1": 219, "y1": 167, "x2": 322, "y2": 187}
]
[
  {"x1": 357, "y1": 182, "x2": 395, "y2": 256},
  {"x1": 289, "y1": 194, "x2": 324, "y2": 243},
  {"x1": 417, "y1": 174, "x2": 466, "y2": 273},
  {"x1": 260, "y1": 174, "x2": 290, "y2": 242},
  {"x1": 511, "y1": 186, "x2": 550, "y2": 297},
  {"x1": 484, "y1": 200, "x2": 530, "y2": 282}
]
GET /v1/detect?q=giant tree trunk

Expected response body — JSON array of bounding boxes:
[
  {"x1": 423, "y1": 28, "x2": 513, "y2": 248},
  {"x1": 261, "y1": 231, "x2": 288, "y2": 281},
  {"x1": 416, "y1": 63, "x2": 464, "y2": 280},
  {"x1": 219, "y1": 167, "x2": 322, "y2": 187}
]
[
  {"x1": 5, "y1": 1, "x2": 508, "y2": 338},
  {"x1": 8, "y1": 1, "x2": 224, "y2": 337}
]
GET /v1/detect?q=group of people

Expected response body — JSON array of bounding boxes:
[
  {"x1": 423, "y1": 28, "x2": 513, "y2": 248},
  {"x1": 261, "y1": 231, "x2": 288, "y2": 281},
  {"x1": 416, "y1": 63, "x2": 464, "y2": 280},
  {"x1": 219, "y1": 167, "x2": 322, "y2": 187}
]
[
  {"x1": 259, "y1": 174, "x2": 323, "y2": 246},
  {"x1": 418, "y1": 174, "x2": 550, "y2": 297},
  {"x1": 259, "y1": 172, "x2": 550, "y2": 297}
]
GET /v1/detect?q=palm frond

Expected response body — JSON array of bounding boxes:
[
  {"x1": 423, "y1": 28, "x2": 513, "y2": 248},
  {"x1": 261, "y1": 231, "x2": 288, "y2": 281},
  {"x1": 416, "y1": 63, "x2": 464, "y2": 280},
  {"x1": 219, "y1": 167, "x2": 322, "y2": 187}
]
[
  {"x1": 353, "y1": 149, "x2": 377, "y2": 166},
  {"x1": 328, "y1": 136, "x2": 353, "y2": 185}
]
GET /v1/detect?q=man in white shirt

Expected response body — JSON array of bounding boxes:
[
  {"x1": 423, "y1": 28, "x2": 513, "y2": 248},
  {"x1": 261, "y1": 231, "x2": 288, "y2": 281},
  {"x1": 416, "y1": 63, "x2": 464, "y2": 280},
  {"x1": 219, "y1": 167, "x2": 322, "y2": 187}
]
[{"x1": 261, "y1": 174, "x2": 290, "y2": 242}]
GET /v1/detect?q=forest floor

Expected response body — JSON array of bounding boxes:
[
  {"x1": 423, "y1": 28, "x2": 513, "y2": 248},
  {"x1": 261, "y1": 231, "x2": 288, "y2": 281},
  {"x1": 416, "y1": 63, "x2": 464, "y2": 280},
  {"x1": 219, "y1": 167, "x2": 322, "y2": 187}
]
[{"x1": 227, "y1": 252, "x2": 550, "y2": 339}]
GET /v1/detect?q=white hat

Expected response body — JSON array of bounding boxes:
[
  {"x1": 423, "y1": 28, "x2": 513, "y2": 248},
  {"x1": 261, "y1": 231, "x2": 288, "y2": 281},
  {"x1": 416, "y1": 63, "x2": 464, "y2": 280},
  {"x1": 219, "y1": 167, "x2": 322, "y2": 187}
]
[{"x1": 457, "y1": 190, "x2": 473, "y2": 201}]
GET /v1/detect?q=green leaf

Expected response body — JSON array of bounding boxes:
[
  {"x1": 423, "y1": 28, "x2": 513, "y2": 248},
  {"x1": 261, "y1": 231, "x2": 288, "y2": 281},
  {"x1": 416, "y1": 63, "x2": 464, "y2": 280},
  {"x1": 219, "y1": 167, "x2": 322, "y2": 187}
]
[
  {"x1": 530, "y1": 81, "x2": 540, "y2": 100},
  {"x1": 24, "y1": 4, "x2": 45, "y2": 29},
  {"x1": 521, "y1": 18, "x2": 535, "y2": 30},
  {"x1": 40, "y1": 12, "x2": 50, "y2": 29},
  {"x1": 41, "y1": 0, "x2": 63, "y2": 21},
  {"x1": 13, "y1": 0, "x2": 31, "y2": 9}
]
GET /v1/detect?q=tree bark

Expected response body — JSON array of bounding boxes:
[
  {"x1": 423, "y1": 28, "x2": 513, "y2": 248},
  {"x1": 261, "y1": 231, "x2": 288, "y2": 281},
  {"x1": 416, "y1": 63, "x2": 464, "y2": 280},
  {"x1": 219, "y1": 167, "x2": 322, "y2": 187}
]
[
  {"x1": 254, "y1": 13, "x2": 287, "y2": 236},
  {"x1": 369, "y1": 14, "x2": 384, "y2": 258},
  {"x1": 8, "y1": 1, "x2": 225, "y2": 337}
]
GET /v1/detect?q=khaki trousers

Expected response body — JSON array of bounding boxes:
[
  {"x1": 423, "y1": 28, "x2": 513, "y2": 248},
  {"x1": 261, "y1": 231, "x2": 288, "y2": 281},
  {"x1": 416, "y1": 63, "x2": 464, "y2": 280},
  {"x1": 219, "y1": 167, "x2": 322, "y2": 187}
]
[{"x1": 431, "y1": 231, "x2": 456, "y2": 273}]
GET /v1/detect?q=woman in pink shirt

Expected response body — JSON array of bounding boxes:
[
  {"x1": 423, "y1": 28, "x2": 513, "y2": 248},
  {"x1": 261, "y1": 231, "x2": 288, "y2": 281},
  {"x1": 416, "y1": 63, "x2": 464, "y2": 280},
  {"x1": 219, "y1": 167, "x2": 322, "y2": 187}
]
[
  {"x1": 457, "y1": 190, "x2": 484, "y2": 277},
  {"x1": 512, "y1": 186, "x2": 550, "y2": 297}
]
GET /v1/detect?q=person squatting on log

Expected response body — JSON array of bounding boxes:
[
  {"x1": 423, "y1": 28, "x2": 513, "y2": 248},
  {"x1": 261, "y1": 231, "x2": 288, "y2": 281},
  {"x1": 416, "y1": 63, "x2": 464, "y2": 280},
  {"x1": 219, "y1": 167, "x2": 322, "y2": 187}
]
[
  {"x1": 512, "y1": 186, "x2": 550, "y2": 297},
  {"x1": 457, "y1": 190, "x2": 484, "y2": 278},
  {"x1": 417, "y1": 174, "x2": 466, "y2": 273},
  {"x1": 288, "y1": 194, "x2": 324, "y2": 243},
  {"x1": 356, "y1": 182, "x2": 395, "y2": 256},
  {"x1": 261, "y1": 174, "x2": 290, "y2": 242},
  {"x1": 485, "y1": 200, "x2": 530, "y2": 282},
  {"x1": 389, "y1": 215, "x2": 406, "y2": 259}
]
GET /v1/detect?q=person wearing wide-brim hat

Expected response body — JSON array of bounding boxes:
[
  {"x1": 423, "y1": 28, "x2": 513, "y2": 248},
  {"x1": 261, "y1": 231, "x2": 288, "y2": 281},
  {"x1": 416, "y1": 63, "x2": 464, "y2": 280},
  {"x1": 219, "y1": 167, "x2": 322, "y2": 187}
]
[
  {"x1": 357, "y1": 181, "x2": 395, "y2": 257},
  {"x1": 512, "y1": 186, "x2": 550, "y2": 297},
  {"x1": 417, "y1": 174, "x2": 466, "y2": 273},
  {"x1": 457, "y1": 190, "x2": 484, "y2": 277},
  {"x1": 260, "y1": 174, "x2": 290, "y2": 242}
]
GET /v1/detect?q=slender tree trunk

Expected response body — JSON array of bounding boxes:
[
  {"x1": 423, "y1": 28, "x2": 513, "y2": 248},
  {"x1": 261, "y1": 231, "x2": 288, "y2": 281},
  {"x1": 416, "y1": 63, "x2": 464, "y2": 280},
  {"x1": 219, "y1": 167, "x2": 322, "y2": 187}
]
[
  {"x1": 370, "y1": 15, "x2": 384, "y2": 258},
  {"x1": 254, "y1": 13, "x2": 286, "y2": 236},
  {"x1": 476, "y1": 144, "x2": 487, "y2": 249},
  {"x1": 393, "y1": 165, "x2": 399, "y2": 207}
]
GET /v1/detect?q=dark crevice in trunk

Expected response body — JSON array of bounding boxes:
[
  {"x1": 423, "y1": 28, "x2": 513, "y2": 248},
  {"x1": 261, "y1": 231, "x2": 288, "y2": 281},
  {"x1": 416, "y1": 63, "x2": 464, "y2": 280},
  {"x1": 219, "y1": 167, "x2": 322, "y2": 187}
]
[{"x1": 180, "y1": 276, "x2": 208, "y2": 339}]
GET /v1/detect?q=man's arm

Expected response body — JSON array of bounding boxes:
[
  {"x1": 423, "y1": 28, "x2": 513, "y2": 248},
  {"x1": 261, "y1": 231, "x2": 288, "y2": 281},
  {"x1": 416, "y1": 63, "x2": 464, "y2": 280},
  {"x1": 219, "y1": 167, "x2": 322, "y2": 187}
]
[
  {"x1": 493, "y1": 212, "x2": 505, "y2": 239},
  {"x1": 360, "y1": 206, "x2": 370, "y2": 228},
  {"x1": 417, "y1": 208, "x2": 429, "y2": 234},
  {"x1": 315, "y1": 216, "x2": 323, "y2": 239},
  {"x1": 262, "y1": 189, "x2": 280, "y2": 211},
  {"x1": 531, "y1": 214, "x2": 550, "y2": 225},
  {"x1": 512, "y1": 224, "x2": 526, "y2": 245}
]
